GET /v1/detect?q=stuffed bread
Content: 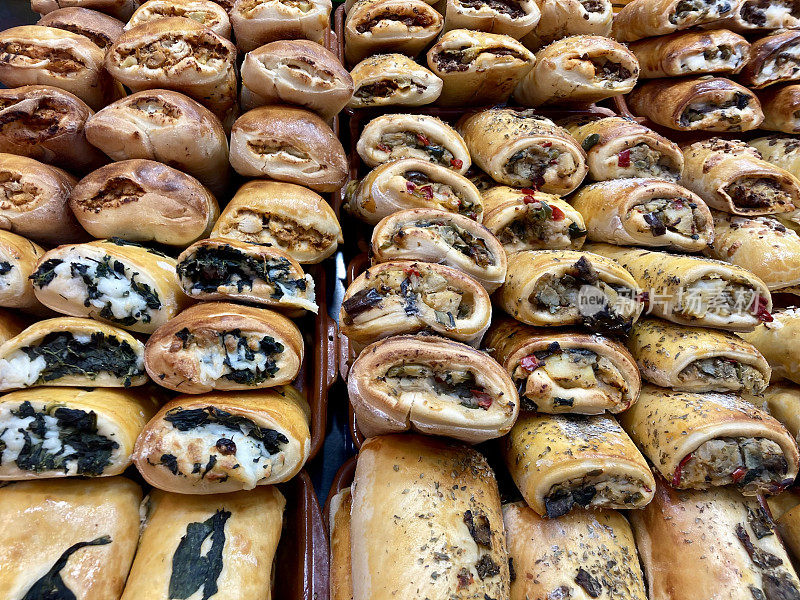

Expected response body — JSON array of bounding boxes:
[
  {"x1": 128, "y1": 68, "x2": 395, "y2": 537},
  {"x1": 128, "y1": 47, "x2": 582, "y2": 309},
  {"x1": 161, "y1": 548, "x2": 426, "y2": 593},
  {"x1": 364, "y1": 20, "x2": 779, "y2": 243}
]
[
  {"x1": 611, "y1": 0, "x2": 736, "y2": 42},
  {"x1": 758, "y1": 84, "x2": 800, "y2": 133},
  {"x1": 349, "y1": 53, "x2": 442, "y2": 108},
  {"x1": 740, "y1": 307, "x2": 800, "y2": 385},
  {"x1": 739, "y1": 31, "x2": 800, "y2": 89},
  {"x1": 230, "y1": 0, "x2": 331, "y2": 52},
  {"x1": 31, "y1": 0, "x2": 141, "y2": 19},
  {"x1": 764, "y1": 383, "x2": 800, "y2": 442},
  {"x1": 520, "y1": 0, "x2": 612, "y2": 50},
  {"x1": 768, "y1": 490, "x2": 800, "y2": 564},
  {"x1": 713, "y1": 0, "x2": 800, "y2": 32},
  {"x1": 441, "y1": 0, "x2": 541, "y2": 39},
  {"x1": 751, "y1": 135, "x2": 800, "y2": 177},
  {"x1": 127, "y1": 0, "x2": 231, "y2": 38},
  {"x1": 0, "y1": 230, "x2": 47, "y2": 315},
  {"x1": 329, "y1": 487, "x2": 353, "y2": 600}
]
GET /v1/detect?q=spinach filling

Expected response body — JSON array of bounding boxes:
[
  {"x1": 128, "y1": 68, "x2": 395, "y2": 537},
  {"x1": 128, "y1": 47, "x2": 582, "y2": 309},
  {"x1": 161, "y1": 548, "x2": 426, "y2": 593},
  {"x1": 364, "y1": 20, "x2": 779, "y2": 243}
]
[
  {"x1": 22, "y1": 536, "x2": 112, "y2": 600},
  {"x1": 0, "y1": 261, "x2": 11, "y2": 276},
  {"x1": 169, "y1": 510, "x2": 230, "y2": 600}
]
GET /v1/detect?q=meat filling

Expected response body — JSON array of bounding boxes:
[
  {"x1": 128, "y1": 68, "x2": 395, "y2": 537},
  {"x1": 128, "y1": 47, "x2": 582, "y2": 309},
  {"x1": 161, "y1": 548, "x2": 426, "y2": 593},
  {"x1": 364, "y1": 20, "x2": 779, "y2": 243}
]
[
  {"x1": 669, "y1": 0, "x2": 734, "y2": 24},
  {"x1": 377, "y1": 132, "x2": 456, "y2": 167},
  {"x1": 129, "y1": 96, "x2": 183, "y2": 120},
  {"x1": 0, "y1": 97, "x2": 71, "y2": 140},
  {"x1": 116, "y1": 34, "x2": 228, "y2": 70},
  {"x1": 0, "y1": 171, "x2": 39, "y2": 210},
  {"x1": 246, "y1": 140, "x2": 312, "y2": 162},
  {"x1": 505, "y1": 145, "x2": 578, "y2": 187},
  {"x1": 756, "y1": 43, "x2": 800, "y2": 85},
  {"x1": 383, "y1": 220, "x2": 494, "y2": 267},
  {"x1": 740, "y1": 0, "x2": 798, "y2": 27},
  {"x1": 0, "y1": 42, "x2": 84, "y2": 74},
  {"x1": 679, "y1": 276, "x2": 760, "y2": 320},
  {"x1": 379, "y1": 364, "x2": 500, "y2": 411},
  {"x1": 591, "y1": 57, "x2": 633, "y2": 84},
  {"x1": 402, "y1": 170, "x2": 480, "y2": 219},
  {"x1": 582, "y1": 0, "x2": 606, "y2": 11},
  {"x1": 544, "y1": 472, "x2": 650, "y2": 518},
  {"x1": 679, "y1": 45, "x2": 746, "y2": 72},
  {"x1": 725, "y1": 177, "x2": 794, "y2": 209},
  {"x1": 355, "y1": 12, "x2": 436, "y2": 33},
  {"x1": 433, "y1": 46, "x2": 529, "y2": 72},
  {"x1": 616, "y1": 144, "x2": 680, "y2": 180},
  {"x1": 76, "y1": 177, "x2": 145, "y2": 211},
  {"x1": 354, "y1": 78, "x2": 426, "y2": 99},
  {"x1": 630, "y1": 197, "x2": 704, "y2": 238},
  {"x1": 680, "y1": 92, "x2": 752, "y2": 127},
  {"x1": 678, "y1": 358, "x2": 768, "y2": 394},
  {"x1": 497, "y1": 201, "x2": 585, "y2": 250},
  {"x1": 222, "y1": 209, "x2": 335, "y2": 252},
  {"x1": 457, "y1": 0, "x2": 526, "y2": 17}
]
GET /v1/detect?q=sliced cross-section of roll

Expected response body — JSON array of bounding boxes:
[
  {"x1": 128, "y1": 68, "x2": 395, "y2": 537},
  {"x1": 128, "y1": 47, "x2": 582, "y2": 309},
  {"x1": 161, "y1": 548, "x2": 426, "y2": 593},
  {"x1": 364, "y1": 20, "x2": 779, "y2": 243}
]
[
  {"x1": 0, "y1": 230, "x2": 48, "y2": 315},
  {"x1": 441, "y1": 0, "x2": 540, "y2": 38},
  {"x1": 713, "y1": 0, "x2": 800, "y2": 32},
  {"x1": 347, "y1": 335, "x2": 518, "y2": 443},
  {"x1": 132, "y1": 386, "x2": 310, "y2": 493},
  {"x1": 0, "y1": 317, "x2": 146, "y2": 392},
  {"x1": 739, "y1": 31, "x2": 800, "y2": 89},
  {"x1": 127, "y1": 0, "x2": 231, "y2": 38},
  {"x1": 521, "y1": 0, "x2": 612, "y2": 50},
  {"x1": 741, "y1": 307, "x2": 800, "y2": 386},
  {"x1": 230, "y1": 0, "x2": 331, "y2": 52},
  {"x1": 611, "y1": 0, "x2": 737, "y2": 42},
  {"x1": 348, "y1": 53, "x2": 442, "y2": 108}
]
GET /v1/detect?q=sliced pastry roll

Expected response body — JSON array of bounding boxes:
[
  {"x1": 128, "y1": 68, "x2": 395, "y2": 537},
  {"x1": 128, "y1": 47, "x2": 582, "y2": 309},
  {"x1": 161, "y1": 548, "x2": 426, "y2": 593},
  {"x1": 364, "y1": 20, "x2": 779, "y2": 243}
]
[
  {"x1": 441, "y1": 0, "x2": 541, "y2": 38},
  {"x1": 769, "y1": 490, "x2": 800, "y2": 564},
  {"x1": 570, "y1": 178, "x2": 713, "y2": 251},
  {"x1": 741, "y1": 307, "x2": 800, "y2": 385},
  {"x1": 31, "y1": 0, "x2": 141, "y2": 19},
  {"x1": 347, "y1": 335, "x2": 518, "y2": 443},
  {"x1": 611, "y1": 0, "x2": 736, "y2": 42},
  {"x1": 520, "y1": 0, "x2": 612, "y2": 50},
  {"x1": 751, "y1": 135, "x2": 800, "y2": 177},
  {"x1": 504, "y1": 412, "x2": 655, "y2": 517},
  {"x1": 713, "y1": 0, "x2": 800, "y2": 31},
  {"x1": 329, "y1": 487, "x2": 353, "y2": 600},
  {"x1": 0, "y1": 386, "x2": 159, "y2": 480},
  {"x1": 371, "y1": 209, "x2": 507, "y2": 293},
  {"x1": 349, "y1": 53, "x2": 442, "y2": 108},
  {"x1": 0, "y1": 230, "x2": 47, "y2": 315},
  {"x1": 764, "y1": 383, "x2": 800, "y2": 442},
  {"x1": 0, "y1": 317, "x2": 146, "y2": 392},
  {"x1": 127, "y1": 0, "x2": 231, "y2": 38},
  {"x1": 485, "y1": 317, "x2": 640, "y2": 414},
  {"x1": 230, "y1": 0, "x2": 331, "y2": 52},
  {"x1": 739, "y1": 31, "x2": 800, "y2": 89},
  {"x1": 758, "y1": 84, "x2": 800, "y2": 133},
  {"x1": 133, "y1": 386, "x2": 310, "y2": 493},
  {"x1": 496, "y1": 250, "x2": 643, "y2": 335}
]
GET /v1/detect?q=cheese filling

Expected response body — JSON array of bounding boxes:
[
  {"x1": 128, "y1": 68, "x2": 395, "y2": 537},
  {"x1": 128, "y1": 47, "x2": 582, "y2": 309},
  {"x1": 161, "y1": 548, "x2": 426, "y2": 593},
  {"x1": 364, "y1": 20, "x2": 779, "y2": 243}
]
[
  {"x1": 0, "y1": 260, "x2": 13, "y2": 291},
  {"x1": 756, "y1": 43, "x2": 800, "y2": 84},
  {"x1": 616, "y1": 144, "x2": 681, "y2": 180},
  {"x1": 221, "y1": 210, "x2": 335, "y2": 253},
  {"x1": 505, "y1": 145, "x2": 578, "y2": 187},
  {"x1": 679, "y1": 45, "x2": 746, "y2": 73},
  {"x1": 544, "y1": 472, "x2": 651, "y2": 518},
  {"x1": 669, "y1": 0, "x2": 734, "y2": 25},
  {"x1": 678, "y1": 358, "x2": 768, "y2": 394},
  {"x1": 680, "y1": 276, "x2": 760, "y2": 319},
  {"x1": 630, "y1": 197, "x2": 704, "y2": 238},
  {"x1": 681, "y1": 92, "x2": 753, "y2": 128},
  {"x1": 0, "y1": 42, "x2": 84, "y2": 74},
  {"x1": 399, "y1": 170, "x2": 479, "y2": 218},
  {"x1": 741, "y1": 0, "x2": 797, "y2": 27}
]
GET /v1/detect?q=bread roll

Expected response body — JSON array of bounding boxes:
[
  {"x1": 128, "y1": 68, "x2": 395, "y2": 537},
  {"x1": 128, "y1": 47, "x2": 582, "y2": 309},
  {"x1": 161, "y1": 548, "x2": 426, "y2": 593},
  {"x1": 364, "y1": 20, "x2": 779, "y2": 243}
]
[
  {"x1": 741, "y1": 307, "x2": 800, "y2": 385},
  {"x1": 758, "y1": 84, "x2": 800, "y2": 133},
  {"x1": 37, "y1": 6, "x2": 123, "y2": 49},
  {"x1": 739, "y1": 31, "x2": 800, "y2": 89},
  {"x1": 230, "y1": 0, "x2": 331, "y2": 52},
  {"x1": 329, "y1": 488, "x2": 353, "y2": 600},
  {"x1": 0, "y1": 230, "x2": 48, "y2": 315},
  {"x1": 763, "y1": 383, "x2": 800, "y2": 442},
  {"x1": 712, "y1": 0, "x2": 800, "y2": 31},
  {"x1": 442, "y1": 0, "x2": 540, "y2": 38},
  {"x1": 768, "y1": 489, "x2": 800, "y2": 565},
  {"x1": 520, "y1": 0, "x2": 611, "y2": 50},
  {"x1": 127, "y1": 0, "x2": 232, "y2": 38},
  {"x1": 611, "y1": 0, "x2": 736, "y2": 42},
  {"x1": 751, "y1": 135, "x2": 800, "y2": 178},
  {"x1": 31, "y1": 0, "x2": 141, "y2": 19},
  {"x1": 349, "y1": 53, "x2": 442, "y2": 108}
]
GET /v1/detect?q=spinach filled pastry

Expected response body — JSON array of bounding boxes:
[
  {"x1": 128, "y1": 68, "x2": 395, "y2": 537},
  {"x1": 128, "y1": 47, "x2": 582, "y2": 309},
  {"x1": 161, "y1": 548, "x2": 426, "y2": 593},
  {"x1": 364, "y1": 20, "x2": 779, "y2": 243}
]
[
  {"x1": 713, "y1": 0, "x2": 800, "y2": 31},
  {"x1": 562, "y1": 115, "x2": 684, "y2": 181},
  {"x1": 0, "y1": 317, "x2": 146, "y2": 392},
  {"x1": 621, "y1": 385, "x2": 799, "y2": 494},
  {"x1": 69, "y1": 159, "x2": 219, "y2": 247},
  {"x1": 144, "y1": 302, "x2": 303, "y2": 394},
  {"x1": 680, "y1": 138, "x2": 799, "y2": 215},
  {"x1": 37, "y1": 6, "x2": 124, "y2": 49},
  {"x1": 85, "y1": 89, "x2": 230, "y2": 196},
  {"x1": 627, "y1": 318, "x2": 771, "y2": 394},
  {"x1": 329, "y1": 487, "x2": 353, "y2": 600},
  {"x1": 741, "y1": 307, "x2": 800, "y2": 385},
  {"x1": 0, "y1": 386, "x2": 159, "y2": 480},
  {"x1": 586, "y1": 243, "x2": 772, "y2": 331},
  {"x1": 340, "y1": 261, "x2": 492, "y2": 349},
  {"x1": 230, "y1": 0, "x2": 331, "y2": 52},
  {"x1": 739, "y1": 31, "x2": 800, "y2": 89},
  {"x1": 485, "y1": 317, "x2": 640, "y2": 414},
  {"x1": 504, "y1": 503, "x2": 646, "y2": 600},
  {"x1": 764, "y1": 383, "x2": 800, "y2": 442},
  {"x1": 631, "y1": 481, "x2": 800, "y2": 600},
  {"x1": 751, "y1": 135, "x2": 800, "y2": 177},
  {"x1": 515, "y1": 35, "x2": 639, "y2": 107},
  {"x1": 441, "y1": 0, "x2": 540, "y2": 38},
  {"x1": 758, "y1": 84, "x2": 800, "y2": 133},
  {"x1": 426, "y1": 29, "x2": 536, "y2": 107},
  {"x1": 0, "y1": 477, "x2": 141, "y2": 600},
  {"x1": 481, "y1": 186, "x2": 586, "y2": 253},
  {"x1": 176, "y1": 239, "x2": 318, "y2": 314},
  {"x1": 0, "y1": 309, "x2": 29, "y2": 345},
  {"x1": 371, "y1": 208, "x2": 507, "y2": 293},
  {"x1": 357, "y1": 113, "x2": 471, "y2": 173},
  {"x1": 351, "y1": 434, "x2": 510, "y2": 600},
  {"x1": 31, "y1": 239, "x2": 188, "y2": 334},
  {"x1": 120, "y1": 487, "x2": 284, "y2": 600},
  {"x1": 344, "y1": 0, "x2": 444, "y2": 64},
  {"x1": 768, "y1": 490, "x2": 800, "y2": 565},
  {"x1": 611, "y1": 0, "x2": 736, "y2": 42},
  {"x1": 520, "y1": 0, "x2": 612, "y2": 51},
  {"x1": 629, "y1": 29, "x2": 750, "y2": 78},
  {"x1": 347, "y1": 335, "x2": 518, "y2": 442},
  {"x1": 627, "y1": 77, "x2": 763, "y2": 131},
  {"x1": 127, "y1": 0, "x2": 232, "y2": 38},
  {"x1": 348, "y1": 53, "x2": 442, "y2": 108},
  {"x1": 570, "y1": 179, "x2": 713, "y2": 251},
  {"x1": 132, "y1": 386, "x2": 310, "y2": 493},
  {"x1": 504, "y1": 412, "x2": 655, "y2": 517},
  {"x1": 457, "y1": 109, "x2": 587, "y2": 193},
  {"x1": 347, "y1": 159, "x2": 482, "y2": 224},
  {"x1": 496, "y1": 250, "x2": 643, "y2": 335},
  {"x1": 229, "y1": 106, "x2": 348, "y2": 193},
  {"x1": 31, "y1": 0, "x2": 141, "y2": 19},
  {"x1": 211, "y1": 180, "x2": 342, "y2": 264},
  {"x1": 0, "y1": 230, "x2": 47, "y2": 315},
  {"x1": 241, "y1": 41, "x2": 353, "y2": 121}
]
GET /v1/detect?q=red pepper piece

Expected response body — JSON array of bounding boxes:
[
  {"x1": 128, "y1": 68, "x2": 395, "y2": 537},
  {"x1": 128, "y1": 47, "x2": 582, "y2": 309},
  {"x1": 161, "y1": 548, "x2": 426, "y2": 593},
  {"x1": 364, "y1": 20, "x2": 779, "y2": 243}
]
[
  {"x1": 520, "y1": 188, "x2": 537, "y2": 195},
  {"x1": 416, "y1": 132, "x2": 430, "y2": 147},
  {"x1": 673, "y1": 452, "x2": 693, "y2": 487},
  {"x1": 420, "y1": 185, "x2": 433, "y2": 199},
  {"x1": 618, "y1": 149, "x2": 631, "y2": 167},
  {"x1": 732, "y1": 467, "x2": 748, "y2": 483},
  {"x1": 450, "y1": 158, "x2": 463, "y2": 169},
  {"x1": 522, "y1": 195, "x2": 538, "y2": 205},
  {"x1": 551, "y1": 206, "x2": 565, "y2": 221},
  {"x1": 520, "y1": 355, "x2": 543, "y2": 371},
  {"x1": 542, "y1": 141, "x2": 552, "y2": 147},
  {"x1": 751, "y1": 294, "x2": 773, "y2": 323},
  {"x1": 405, "y1": 181, "x2": 416, "y2": 192},
  {"x1": 377, "y1": 143, "x2": 390, "y2": 153},
  {"x1": 404, "y1": 266, "x2": 421, "y2": 277},
  {"x1": 470, "y1": 389, "x2": 493, "y2": 409}
]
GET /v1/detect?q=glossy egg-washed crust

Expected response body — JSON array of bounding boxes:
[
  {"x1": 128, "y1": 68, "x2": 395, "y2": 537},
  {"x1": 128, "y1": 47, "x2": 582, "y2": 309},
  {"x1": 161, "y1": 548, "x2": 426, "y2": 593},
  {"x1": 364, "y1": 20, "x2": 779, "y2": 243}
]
[
  {"x1": 0, "y1": 386, "x2": 159, "y2": 479},
  {"x1": 348, "y1": 53, "x2": 442, "y2": 108},
  {"x1": 31, "y1": 0, "x2": 141, "y2": 19},
  {"x1": 768, "y1": 489, "x2": 800, "y2": 564},
  {"x1": 739, "y1": 30, "x2": 800, "y2": 89},
  {"x1": 0, "y1": 477, "x2": 142, "y2": 600},
  {"x1": 351, "y1": 434, "x2": 510, "y2": 600},
  {"x1": 503, "y1": 502, "x2": 647, "y2": 600},
  {"x1": 485, "y1": 317, "x2": 641, "y2": 414},
  {"x1": 38, "y1": 6, "x2": 124, "y2": 48},
  {"x1": 132, "y1": 386, "x2": 311, "y2": 494},
  {"x1": 456, "y1": 109, "x2": 588, "y2": 194},
  {"x1": 348, "y1": 335, "x2": 518, "y2": 443},
  {"x1": 442, "y1": 0, "x2": 541, "y2": 38},
  {"x1": 503, "y1": 412, "x2": 655, "y2": 516},
  {"x1": 741, "y1": 308, "x2": 800, "y2": 385},
  {"x1": 127, "y1": 0, "x2": 231, "y2": 39},
  {"x1": 612, "y1": 0, "x2": 734, "y2": 41},
  {"x1": 329, "y1": 488, "x2": 353, "y2": 600},
  {"x1": 521, "y1": 0, "x2": 612, "y2": 50},
  {"x1": 751, "y1": 135, "x2": 800, "y2": 176},
  {"x1": 0, "y1": 230, "x2": 47, "y2": 314},
  {"x1": 758, "y1": 85, "x2": 800, "y2": 134},
  {"x1": 764, "y1": 383, "x2": 800, "y2": 441},
  {"x1": 230, "y1": 0, "x2": 331, "y2": 53}
]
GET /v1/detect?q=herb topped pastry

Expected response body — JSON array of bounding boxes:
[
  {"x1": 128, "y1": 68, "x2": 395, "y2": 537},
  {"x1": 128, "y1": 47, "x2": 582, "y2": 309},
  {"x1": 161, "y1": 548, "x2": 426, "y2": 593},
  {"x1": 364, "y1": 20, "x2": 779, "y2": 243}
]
[{"x1": 612, "y1": 0, "x2": 737, "y2": 42}]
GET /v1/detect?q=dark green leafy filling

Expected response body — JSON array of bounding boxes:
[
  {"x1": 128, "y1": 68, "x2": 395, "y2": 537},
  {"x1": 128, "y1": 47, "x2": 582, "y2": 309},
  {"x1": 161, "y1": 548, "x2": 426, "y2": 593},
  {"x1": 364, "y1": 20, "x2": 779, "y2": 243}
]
[
  {"x1": 169, "y1": 510, "x2": 230, "y2": 600},
  {"x1": 29, "y1": 258, "x2": 62, "y2": 287},
  {"x1": 0, "y1": 261, "x2": 11, "y2": 276}
]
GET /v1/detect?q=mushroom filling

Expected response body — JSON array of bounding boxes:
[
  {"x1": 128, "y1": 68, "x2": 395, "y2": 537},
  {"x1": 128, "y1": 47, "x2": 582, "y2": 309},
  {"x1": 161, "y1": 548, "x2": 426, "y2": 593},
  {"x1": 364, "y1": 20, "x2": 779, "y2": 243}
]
[
  {"x1": 0, "y1": 42, "x2": 84, "y2": 74},
  {"x1": 221, "y1": 210, "x2": 335, "y2": 252},
  {"x1": 675, "y1": 437, "x2": 788, "y2": 492},
  {"x1": 149, "y1": 406, "x2": 290, "y2": 489},
  {"x1": 740, "y1": 0, "x2": 798, "y2": 27},
  {"x1": 382, "y1": 219, "x2": 494, "y2": 267},
  {"x1": 245, "y1": 141, "x2": 312, "y2": 162},
  {"x1": 725, "y1": 177, "x2": 794, "y2": 209},
  {"x1": 377, "y1": 132, "x2": 456, "y2": 167},
  {"x1": 378, "y1": 364, "x2": 499, "y2": 411},
  {"x1": 756, "y1": 43, "x2": 800, "y2": 84},
  {"x1": 400, "y1": 170, "x2": 479, "y2": 218},
  {"x1": 544, "y1": 472, "x2": 650, "y2": 518},
  {"x1": 354, "y1": 78, "x2": 426, "y2": 99},
  {"x1": 0, "y1": 401, "x2": 118, "y2": 476},
  {"x1": 355, "y1": 12, "x2": 436, "y2": 33},
  {"x1": 680, "y1": 92, "x2": 752, "y2": 127},
  {"x1": 0, "y1": 171, "x2": 39, "y2": 209},
  {"x1": 457, "y1": 0, "x2": 526, "y2": 17},
  {"x1": 669, "y1": 0, "x2": 734, "y2": 24},
  {"x1": 433, "y1": 46, "x2": 530, "y2": 72},
  {"x1": 582, "y1": 0, "x2": 606, "y2": 11},
  {"x1": 616, "y1": 144, "x2": 680, "y2": 180},
  {"x1": 590, "y1": 57, "x2": 632, "y2": 83},
  {"x1": 630, "y1": 197, "x2": 704, "y2": 238},
  {"x1": 116, "y1": 35, "x2": 228, "y2": 70},
  {"x1": 679, "y1": 276, "x2": 760, "y2": 319},
  {"x1": 679, "y1": 45, "x2": 746, "y2": 72},
  {"x1": 505, "y1": 145, "x2": 577, "y2": 187},
  {"x1": 0, "y1": 98, "x2": 71, "y2": 139},
  {"x1": 678, "y1": 358, "x2": 767, "y2": 394},
  {"x1": 0, "y1": 260, "x2": 13, "y2": 291},
  {"x1": 497, "y1": 202, "x2": 585, "y2": 250}
]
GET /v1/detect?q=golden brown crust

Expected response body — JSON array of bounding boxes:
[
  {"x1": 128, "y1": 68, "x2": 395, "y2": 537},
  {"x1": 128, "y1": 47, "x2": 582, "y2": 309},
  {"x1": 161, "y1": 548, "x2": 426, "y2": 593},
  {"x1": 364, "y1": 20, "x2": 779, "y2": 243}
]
[
  {"x1": 349, "y1": 53, "x2": 441, "y2": 108},
  {"x1": 37, "y1": 6, "x2": 124, "y2": 48},
  {"x1": 612, "y1": 0, "x2": 736, "y2": 41},
  {"x1": 740, "y1": 31, "x2": 800, "y2": 89},
  {"x1": 740, "y1": 307, "x2": 800, "y2": 385},
  {"x1": 230, "y1": 0, "x2": 332, "y2": 53},
  {"x1": 442, "y1": 0, "x2": 541, "y2": 38},
  {"x1": 758, "y1": 84, "x2": 800, "y2": 133},
  {"x1": 764, "y1": 382, "x2": 800, "y2": 441},
  {"x1": 127, "y1": 0, "x2": 232, "y2": 39},
  {"x1": 750, "y1": 135, "x2": 800, "y2": 177},
  {"x1": 521, "y1": 0, "x2": 611, "y2": 50},
  {"x1": 31, "y1": 0, "x2": 142, "y2": 20},
  {"x1": 329, "y1": 488, "x2": 353, "y2": 600},
  {"x1": 0, "y1": 230, "x2": 48, "y2": 314}
]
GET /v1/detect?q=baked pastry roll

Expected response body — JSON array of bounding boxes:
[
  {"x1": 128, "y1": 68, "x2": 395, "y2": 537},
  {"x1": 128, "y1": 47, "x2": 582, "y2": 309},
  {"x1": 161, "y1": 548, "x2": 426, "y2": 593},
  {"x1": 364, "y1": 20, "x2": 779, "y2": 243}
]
[
  {"x1": 31, "y1": 239, "x2": 187, "y2": 334},
  {"x1": 629, "y1": 29, "x2": 750, "y2": 78},
  {"x1": 230, "y1": 0, "x2": 331, "y2": 53},
  {"x1": 570, "y1": 179, "x2": 713, "y2": 251},
  {"x1": 351, "y1": 434, "x2": 510, "y2": 600},
  {"x1": 329, "y1": 488, "x2": 353, "y2": 600},
  {"x1": 466, "y1": 165, "x2": 496, "y2": 192},
  {"x1": 0, "y1": 317, "x2": 146, "y2": 392},
  {"x1": 144, "y1": 302, "x2": 303, "y2": 394},
  {"x1": 349, "y1": 53, "x2": 442, "y2": 108},
  {"x1": 0, "y1": 386, "x2": 158, "y2": 480},
  {"x1": 127, "y1": 0, "x2": 232, "y2": 38},
  {"x1": 612, "y1": 0, "x2": 736, "y2": 42},
  {"x1": 120, "y1": 487, "x2": 284, "y2": 600},
  {"x1": 562, "y1": 115, "x2": 684, "y2": 181},
  {"x1": 371, "y1": 208, "x2": 507, "y2": 293},
  {"x1": 442, "y1": 0, "x2": 540, "y2": 38},
  {"x1": 0, "y1": 309, "x2": 29, "y2": 345},
  {"x1": 739, "y1": 31, "x2": 800, "y2": 89},
  {"x1": 85, "y1": 89, "x2": 230, "y2": 196},
  {"x1": 741, "y1": 307, "x2": 800, "y2": 385},
  {"x1": 0, "y1": 230, "x2": 47, "y2": 315},
  {"x1": 357, "y1": 113, "x2": 471, "y2": 173},
  {"x1": 229, "y1": 106, "x2": 348, "y2": 193},
  {"x1": 627, "y1": 318, "x2": 771, "y2": 394},
  {"x1": 457, "y1": 109, "x2": 587, "y2": 193},
  {"x1": 347, "y1": 335, "x2": 518, "y2": 442},
  {"x1": 211, "y1": 180, "x2": 342, "y2": 264},
  {"x1": 758, "y1": 84, "x2": 800, "y2": 133},
  {"x1": 714, "y1": 0, "x2": 800, "y2": 31},
  {"x1": 504, "y1": 412, "x2": 655, "y2": 517},
  {"x1": 632, "y1": 481, "x2": 800, "y2": 600},
  {"x1": 37, "y1": 7, "x2": 124, "y2": 49},
  {"x1": 241, "y1": 41, "x2": 353, "y2": 121},
  {"x1": 586, "y1": 243, "x2": 773, "y2": 331},
  {"x1": 520, "y1": 0, "x2": 611, "y2": 51},
  {"x1": 347, "y1": 159, "x2": 483, "y2": 225},
  {"x1": 427, "y1": 29, "x2": 535, "y2": 107},
  {"x1": 481, "y1": 186, "x2": 586, "y2": 253},
  {"x1": 504, "y1": 502, "x2": 646, "y2": 600},
  {"x1": 763, "y1": 383, "x2": 800, "y2": 443},
  {"x1": 345, "y1": 0, "x2": 444, "y2": 64},
  {"x1": 681, "y1": 138, "x2": 799, "y2": 215},
  {"x1": 496, "y1": 250, "x2": 643, "y2": 335},
  {"x1": 768, "y1": 490, "x2": 800, "y2": 565},
  {"x1": 105, "y1": 18, "x2": 237, "y2": 118},
  {"x1": 751, "y1": 135, "x2": 800, "y2": 178},
  {"x1": 132, "y1": 386, "x2": 310, "y2": 493},
  {"x1": 0, "y1": 477, "x2": 141, "y2": 600},
  {"x1": 340, "y1": 261, "x2": 492, "y2": 349},
  {"x1": 69, "y1": 159, "x2": 219, "y2": 247},
  {"x1": 31, "y1": 0, "x2": 141, "y2": 19},
  {"x1": 515, "y1": 35, "x2": 639, "y2": 107},
  {"x1": 627, "y1": 77, "x2": 763, "y2": 132}
]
